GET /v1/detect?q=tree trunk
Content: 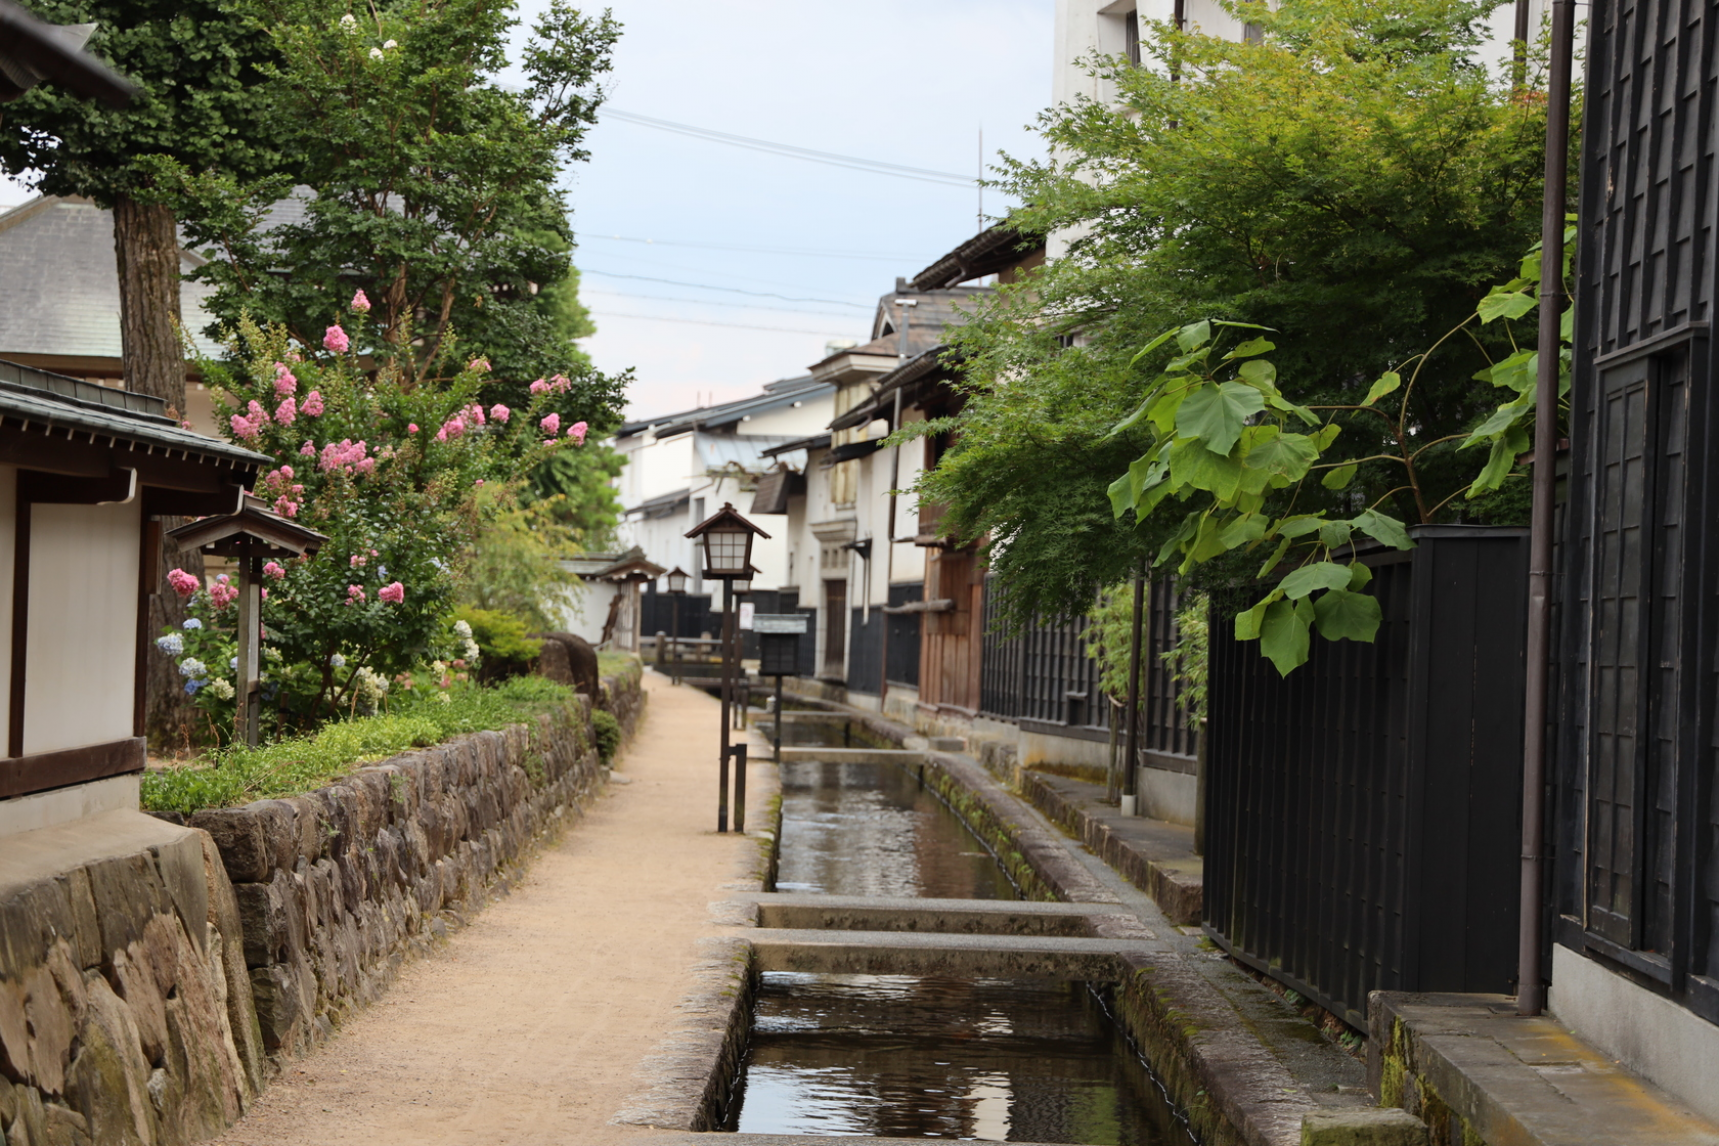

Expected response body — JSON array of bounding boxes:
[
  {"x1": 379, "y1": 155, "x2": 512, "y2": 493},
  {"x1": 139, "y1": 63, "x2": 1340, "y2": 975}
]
[{"x1": 113, "y1": 193, "x2": 203, "y2": 751}]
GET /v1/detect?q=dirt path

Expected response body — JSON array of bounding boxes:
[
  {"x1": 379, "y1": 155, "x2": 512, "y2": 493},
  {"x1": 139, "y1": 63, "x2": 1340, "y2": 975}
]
[{"x1": 212, "y1": 672, "x2": 769, "y2": 1146}]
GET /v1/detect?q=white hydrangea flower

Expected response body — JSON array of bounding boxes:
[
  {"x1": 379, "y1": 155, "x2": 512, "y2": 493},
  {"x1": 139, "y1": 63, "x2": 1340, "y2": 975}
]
[
  {"x1": 264, "y1": 646, "x2": 283, "y2": 663},
  {"x1": 462, "y1": 639, "x2": 480, "y2": 661},
  {"x1": 368, "y1": 47, "x2": 383, "y2": 59},
  {"x1": 354, "y1": 666, "x2": 391, "y2": 701},
  {"x1": 178, "y1": 658, "x2": 207, "y2": 679},
  {"x1": 339, "y1": 12, "x2": 357, "y2": 32},
  {"x1": 433, "y1": 691, "x2": 451, "y2": 705},
  {"x1": 207, "y1": 679, "x2": 236, "y2": 701},
  {"x1": 330, "y1": 653, "x2": 347, "y2": 668},
  {"x1": 383, "y1": 38, "x2": 397, "y2": 48},
  {"x1": 452, "y1": 620, "x2": 473, "y2": 640}
]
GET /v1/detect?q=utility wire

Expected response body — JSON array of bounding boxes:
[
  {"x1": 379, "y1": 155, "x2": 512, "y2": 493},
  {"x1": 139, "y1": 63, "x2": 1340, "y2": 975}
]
[
  {"x1": 581, "y1": 232, "x2": 929, "y2": 262},
  {"x1": 589, "y1": 310, "x2": 842, "y2": 335},
  {"x1": 605, "y1": 108, "x2": 976, "y2": 188},
  {"x1": 583, "y1": 288, "x2": 862, "y2": 320},
  {"x1": 580, "y1": 267, "x2": 871, "y2": 308}
]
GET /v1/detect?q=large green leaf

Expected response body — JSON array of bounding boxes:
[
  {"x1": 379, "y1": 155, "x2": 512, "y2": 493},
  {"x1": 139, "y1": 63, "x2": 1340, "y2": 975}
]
[
  {"x1": 1224, "y1": 337, "x2": 1276, "y2": 359},
  {"x1": 1243, "y1": 427, "x2": 1319, "y2": 485},
  {"x1": 1461, "y1": 394, "x2": 1531, "y2": 447},
  {"x1": 1321, "y1": 463, "x2": 1358, "y2": 490},
  {"x1": 1279, "y1": 561, "x2": 1351, "y2": 600},
  {"x1": 1478, "y1": 286, "x2": 1536, "y2": 324},
  {"x1": 1176, "y1": 319, "x2": 1212, "y2": 352},
  {"x1": 1155, "y1": 512, "x2": 1200, "y2": 567},
  {"x1": 1219, "y1": 512, "x2": 1267, "y2": 549},
  {"x1": 1257, "y1": 536, "x2": 1292, "y2": 577},
  {"x1": 1352, "y1": 509, "x2": 1413, "y2": 549},
  {"x1": 1170, "y1": 438, "x2": 1245, "y2": 500},
  {"x1": 1275, "y1": 515, "x2": 1326, "y2": 539},
  {"x1": 1176, "y1": 381, "x2": 1266, "y2": 456},
  {"x1": 1362, "y1": 371, "x2": 1401, "y2": 407},
  {"x1": 1318, "y1": 520, "x2": 1355, "y2": 548},
  {"x1": 1467, "y1": 425, "x2": 1529, "y2": 496},
  {"x1": 1348, "y1": 561, "x2": 1373, "y2": 590},
  {"x1": 1128, "y1": 327, "x2": 1179, "y2": 367},
  {"x1": 1238, "y1": 359, "x2": 1277, "y2": 388},
  {"x1": 1234, "y1": 587, "x2": 1284, "y2": 640},
  {"x1": 1107, "y1": 471, "x2": 1134, "y2": 518},
  {"x1": 1259, "y1": 598, "x2": 1313, "y2": 676},
  {"x1": 1312, "y1": 587, "x2": 1382, "y2": 642},
  {"x1": 1148, "y1": 387, "x2": 1188, "y2": 434}
]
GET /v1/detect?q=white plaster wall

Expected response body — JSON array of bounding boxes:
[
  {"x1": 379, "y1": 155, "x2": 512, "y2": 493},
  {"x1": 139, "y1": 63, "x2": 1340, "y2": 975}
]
[
  {"x1": 24, "y1": 500, "x2": 139, "y2": 755},
  {"x1": 551, "y1": 577, "x2": 619, "y2": 646},
  {"x1": 1549, "y1": 944, "x2": 1719, "y2": 1126},
  {"x1": 0, "y1": 774, "x2": 138, "y2": 838}
]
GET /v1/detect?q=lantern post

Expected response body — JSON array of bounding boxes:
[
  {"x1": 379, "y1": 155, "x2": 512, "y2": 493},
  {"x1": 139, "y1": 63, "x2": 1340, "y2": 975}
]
[
  {"x1": 664, "y1": 566, "x2": 689, "y2": 685},
  {"x1": 685, "y1": 503, "x2": 769, "y2": 832}
]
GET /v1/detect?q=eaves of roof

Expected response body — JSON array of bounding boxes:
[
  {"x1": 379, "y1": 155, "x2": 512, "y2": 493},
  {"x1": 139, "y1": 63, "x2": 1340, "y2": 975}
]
[
  {"x1": 615, "y1": 375, "x2": 828, "y2": 439},
  {"x1": 761, "y1": 433, "x2": 831, "y2": 459},
  {"x1": 828, "y1": 346, "x2": 960, "y2": 431},
  {"x1": 910, "y1": 223, "x2": 1044, "y2": 291},
  {"x1": 0, "y1": 358, "x2": 270, "y2": 472}
]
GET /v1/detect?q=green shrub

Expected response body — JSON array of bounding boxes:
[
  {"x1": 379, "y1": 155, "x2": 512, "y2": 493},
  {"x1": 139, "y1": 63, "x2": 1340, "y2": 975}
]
[
  {"x1": 454, "y1": 606, "x2": 543, "y2": 683},
  {"x1": 142, "y1": 679, "x2": 574, "y2": 814},
  {"x1": 591, "y1": 709, "x2": 621, "y2": 766}
]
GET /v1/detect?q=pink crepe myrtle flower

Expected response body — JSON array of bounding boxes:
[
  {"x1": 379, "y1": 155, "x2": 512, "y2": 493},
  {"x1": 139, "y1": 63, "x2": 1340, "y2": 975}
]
[
  {"x1": 229, "y1": 413, "x2": 261, "y2": 441},
  {"x1": 299, "y1": 441, "x2": 316, "y2": 457},
  {"x1": 323, "y1": 325, "x2": 350, "y2": 353},
  {"x1": 378, "y1": 581, "x2": 405, "y2": 605},
  {"x1": 540, "y1": 412, "x2": 561, "y2": 435},
  {"x1": 346, "y1": 584, "x2": 367, "y2": 605},
  {"x1": 180, "y1": 420, "x2": 193, "y2": 430},
  {"x1": 167, "y1": 568, "x2": 200, "y2": 597},
  {"x1": 466, "y1": 403, "x2": 485, "y2": 427},
  {"x1": 301, "y1": 390, "x2": 325, "y2": 417},
  {"x1": 474, "y1": 478, "x2": 485, "y2": 487},
  {"x1": 350, "y1": 553, "x2": 366, "y2": 568},
  {"x1": 489, "y1": 404, "x2": 510, "y2": 423},
  {"x1": 549, "y1": 373, "x2": 571, "y2": 393},
  {"x1": 350, "y1": 289, "x2": 371, "y2": 313},
  {"x1": 469, "y1": 357, "x2": 490, "y2": 373},
  {"x1": 319, "y1": 439, "x2": 370, "y2": 473},
  {"x1": 273, "y1": 497, "x2": 299, "y2": 518},
  {"x1": 273, "y1": 363, "x2": 298, "y2": 397},
  {"x1": 529, "y1": 378, "x2": 549, "y2": 395},
  {"x1": 275, "y1": 396, "x2": 297, "y2": 426},
  {"x1": 436, "y1": 416, "x2": 466, "y2": 441},
  {"x1": 263, "y1": 561, "x2": 286, "y2": 580},
  {"x1": 407, "y1": 423, "x2": 419, "y2": 434},
  {"x1": 567, "y1": 420, "x2": 588, "y2": 444}
]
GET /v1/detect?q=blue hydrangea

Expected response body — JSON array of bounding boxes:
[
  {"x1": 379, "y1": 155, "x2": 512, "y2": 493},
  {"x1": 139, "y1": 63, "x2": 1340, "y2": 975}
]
[
  {"x1": 182, "y1": 618, "x2": 203, "y2": 630},
  {"x1": 178, "y1": 657, "x2": 207, "y2": 679},
  {"x1": 330, "y1": 653, "x2": 346, "y2": 668},
  {"x1": 377, "y1": 564, "x2": 388, "y2": 579},
  {"x1": 155, "y1": 634, "x2": 184, "y2": 656},
  {"x1": 184, "y1": 680, "x2": 204, "y2": 696},
  {"x1": 229, "y1": 656, "x2": 239, "y2": 672}
]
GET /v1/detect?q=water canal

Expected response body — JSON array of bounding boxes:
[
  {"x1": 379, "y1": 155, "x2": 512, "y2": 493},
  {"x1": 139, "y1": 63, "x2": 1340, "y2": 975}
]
[{"x1": 719, "y1": 713, "x2": 1191, "y2": 1144}]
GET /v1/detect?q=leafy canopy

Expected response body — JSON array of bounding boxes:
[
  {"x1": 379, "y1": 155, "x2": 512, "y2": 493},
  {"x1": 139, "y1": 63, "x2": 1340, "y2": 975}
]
[{"x1": 916, "y1": 0, "x2": 1558, "y2": 637}]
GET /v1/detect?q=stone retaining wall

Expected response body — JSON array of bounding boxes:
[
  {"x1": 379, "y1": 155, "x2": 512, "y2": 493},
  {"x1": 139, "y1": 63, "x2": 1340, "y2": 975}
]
[{"x1": 0, "y1": 813, "x2": 265, "y2": 1146}]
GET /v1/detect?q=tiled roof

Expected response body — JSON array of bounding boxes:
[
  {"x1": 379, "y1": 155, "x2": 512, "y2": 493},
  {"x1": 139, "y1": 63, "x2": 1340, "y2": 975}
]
[
  {"x1": 0, "y1": 196, "x2": 225, "y2": 364},
  {"x1": 616, "y1": 375, "x2": 831, "y2": 439}
]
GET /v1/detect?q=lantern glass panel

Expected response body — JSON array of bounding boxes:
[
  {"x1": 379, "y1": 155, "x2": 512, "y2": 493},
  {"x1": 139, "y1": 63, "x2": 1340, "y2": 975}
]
[
  {"x1": 703, "y1": 528, "x2": 750, "y2": 576},
  {"x1": 666, "y1": 567, "x2": 688, "y2": 595}
]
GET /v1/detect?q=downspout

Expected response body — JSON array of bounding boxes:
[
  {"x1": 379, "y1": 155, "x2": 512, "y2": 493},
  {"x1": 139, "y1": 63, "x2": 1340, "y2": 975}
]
[
  {"x1": 1518, "y1": 0, "x2": 1575, "y2": 1018},
  {"x1": 880, "y1": 383, "x2": 903, "y2": 708}
]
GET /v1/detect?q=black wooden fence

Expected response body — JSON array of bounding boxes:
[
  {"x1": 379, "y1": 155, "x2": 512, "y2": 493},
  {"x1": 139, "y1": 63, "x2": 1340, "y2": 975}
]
[
  {"x1": 1203, "y1": 526, "x2": 1528, "y2": 1028},
  {"x1": 977, "y1": 576, "x2": 1199, "y2": 763}
]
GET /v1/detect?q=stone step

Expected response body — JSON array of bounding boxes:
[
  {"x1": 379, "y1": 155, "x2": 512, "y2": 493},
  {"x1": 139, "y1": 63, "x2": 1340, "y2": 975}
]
[{"x1": 745, "y1": 927, "x2": 1155, "y2": 981}]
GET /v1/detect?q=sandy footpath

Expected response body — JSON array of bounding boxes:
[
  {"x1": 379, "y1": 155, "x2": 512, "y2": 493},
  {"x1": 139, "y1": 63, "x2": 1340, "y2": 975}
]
[{"x1": 211, "y1": 671, "x2": 768, "y2": 1146}]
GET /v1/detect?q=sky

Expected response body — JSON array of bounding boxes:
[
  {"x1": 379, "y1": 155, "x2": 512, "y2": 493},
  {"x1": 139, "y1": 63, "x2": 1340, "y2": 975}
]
[
  {"x1": 0, "y1": 0, "x2": 1056, "y2": 421},
  {"x1": 538, "y1": 0, "x2": 1055, "y2": 420}
]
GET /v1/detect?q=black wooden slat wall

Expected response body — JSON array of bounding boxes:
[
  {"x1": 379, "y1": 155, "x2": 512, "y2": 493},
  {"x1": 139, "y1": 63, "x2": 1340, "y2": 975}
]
[{"x1": 1563, "y1": 0, "x2": 1719, "y2": 1021}]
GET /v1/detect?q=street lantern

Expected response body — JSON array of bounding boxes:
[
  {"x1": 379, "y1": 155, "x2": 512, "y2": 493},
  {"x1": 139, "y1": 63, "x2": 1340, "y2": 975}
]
[
  {"x1": 684, "y1": 504, "x2": 771, "y2": 832},
  {"x1": 664, "y1": 566, "x2": 689, "y2": 685},
  {"x1": 686, "y1": 502, "x2": 769, "y2": 580}
]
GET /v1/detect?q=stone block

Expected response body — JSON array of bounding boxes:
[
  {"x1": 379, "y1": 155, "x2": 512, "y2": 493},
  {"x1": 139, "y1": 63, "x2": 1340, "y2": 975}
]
[
  {"x1": 283, "y1": 797, "x2": 324, "y2": 865},
  {"x1": 58, "y1": 871, "x2": 100, "y2": 973},
  {"x1": 63, "y1": 974, "x2": 150, "y2": 1145},
  {"x1": 189, "y1": 809, "x2": 271, "y2": 884},
  {"x1": 1301, "y1": 1109, "x2": 1430, "y2": 1146},
  {"x1": 246, "y1": 801, "x2": 300, "y2": 878}
]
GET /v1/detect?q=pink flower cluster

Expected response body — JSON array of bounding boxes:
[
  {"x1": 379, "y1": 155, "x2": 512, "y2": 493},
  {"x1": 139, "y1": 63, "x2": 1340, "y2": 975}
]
[
  {"x1": 529, "y1": 374, "x2": 572, "y2": 395},
  {"x1": 273, "y1": 362, "x2": 297, "y2": 397},
  {"x1": 301, "y1": 390, "x2": 325, "y2": 417},
  {"x1": 436, "y1": 403, "x2": 489, "y2": 441},
  {"x1": 275, "y1": 396, "x2": 297, "y2": 426},
  {"x1": 469, "y1": 357, "x2": 490, "y2": 373},
  {"x1": 167, "y1": 568, "x2": 200, "y2": 598},
  {"x1": 540, "y1": 412, "x2": 560, "y2": 435},
  {"x1": 379, "y1": 581, "x2": 405, "y2": 605},
  {"x1": 350, "y1": 289, "x2": 371, "y2": 314},
  {"x1": 568, "y1": 420, "x2": 588, "y2": 445},
  {"x1": 210, "y1": 574, "x2": 239, "y2": 610},
  {"x1": 319, "y1": 439, "x2": 374, "y2": 475},
  {"x1": 229, "y1": 399, "x2": 270, "y2": 442},
  {"x1": 263, "y1": 561, "x2": 287, "y2": 580},
  {"x1": 258, "y1": 466, "x2": 306, "y2": 518},
  {"x1": 346, "y1": 584, "x2": 366, "y2": 605},
  {"x1": 324, "y1": 325, "x2": 350, "y2": 354},
  {"x1": 490, "y1": 404, "x2": 510, "y2": 423}
]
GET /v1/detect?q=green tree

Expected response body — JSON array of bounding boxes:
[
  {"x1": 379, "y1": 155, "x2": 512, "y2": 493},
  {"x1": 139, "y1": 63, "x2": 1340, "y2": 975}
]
[
  {"x1": 156, "y1": 0, "x2": 627, "y2": 429},
  {"x1": 917, "y1": 0, "x2": 1557, "y2": 633}
]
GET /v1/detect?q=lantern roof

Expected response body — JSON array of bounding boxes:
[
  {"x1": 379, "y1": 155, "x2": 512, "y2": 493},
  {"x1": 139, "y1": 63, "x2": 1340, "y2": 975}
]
[
  {"x1": 684, "y1": 501, "x2": 771, "y2": 540},
  {"x1": 165, "y1": 495, "x2": 328, "y2": 560}
]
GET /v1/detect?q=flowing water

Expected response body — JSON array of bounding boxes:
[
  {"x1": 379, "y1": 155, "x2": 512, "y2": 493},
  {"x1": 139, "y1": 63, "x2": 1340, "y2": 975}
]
[{"x1": 718, "y1": 972, "x2": 1188, "y2": 1144}]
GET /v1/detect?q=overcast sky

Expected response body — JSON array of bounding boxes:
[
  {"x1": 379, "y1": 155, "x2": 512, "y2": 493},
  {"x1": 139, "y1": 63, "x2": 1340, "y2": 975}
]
[{"x1": 0, "y1": 0, "x2": 1057, "y2": 421}]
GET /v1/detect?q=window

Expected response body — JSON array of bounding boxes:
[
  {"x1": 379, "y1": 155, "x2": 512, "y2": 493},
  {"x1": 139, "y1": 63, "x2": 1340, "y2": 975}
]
[{"x1": 1125, "y1": 10, "x2": 1141, "y2": 65}]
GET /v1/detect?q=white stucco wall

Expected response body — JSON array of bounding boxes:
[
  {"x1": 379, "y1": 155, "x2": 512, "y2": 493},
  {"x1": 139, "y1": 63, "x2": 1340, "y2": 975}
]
[
  {"x1": 24, "y1": 500, "x2": 139, "y2": 755},
  {"x1": 0, "y1": 466, "x2": 15, "y2": 754}
]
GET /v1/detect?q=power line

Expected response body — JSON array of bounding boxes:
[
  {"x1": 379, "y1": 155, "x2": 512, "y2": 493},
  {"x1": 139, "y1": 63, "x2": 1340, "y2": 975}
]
[
  {"x1": 604, "y1": 108, "x2": 977, "y2": 188},
  {"x1": 580, "y1": 267, "x2": 871, "y2": 308},
  {"x1": 583, "y1": 289, "x2": 862, "y2": 320},
  {"x1": 588, "y1": 310, "x2": 842, "y2": 336},
  {"x1": 581, "y1": 232, "x2": 929, "y2": 262}
]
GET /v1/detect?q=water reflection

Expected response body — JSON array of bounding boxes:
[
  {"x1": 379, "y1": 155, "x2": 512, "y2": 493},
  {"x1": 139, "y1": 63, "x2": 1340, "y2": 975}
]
[
  {"x1": 720, "y1": 973, "x2": 1188, "y2": 1144},
  {"x1": 775, "y1": 760, "x2": 1018, "y2": 900}
]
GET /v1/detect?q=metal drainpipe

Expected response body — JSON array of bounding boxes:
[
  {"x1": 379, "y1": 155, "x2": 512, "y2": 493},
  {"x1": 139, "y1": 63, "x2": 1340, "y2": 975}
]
[
  {"x1": 1122, "y1": 569, "x2": 1144, "y2": 817},
  {"x1": 879, "y1": 384, "x2": 903, "y2": 708},
  {"x1": 1518, "y1": 0, "x2": 1575, "y2": 1018}
]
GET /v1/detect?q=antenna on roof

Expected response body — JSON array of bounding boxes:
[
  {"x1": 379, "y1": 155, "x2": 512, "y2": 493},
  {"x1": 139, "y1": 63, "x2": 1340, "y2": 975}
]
[{"x1": 977, "y1": 124, "x2": 984, "y2": 232}]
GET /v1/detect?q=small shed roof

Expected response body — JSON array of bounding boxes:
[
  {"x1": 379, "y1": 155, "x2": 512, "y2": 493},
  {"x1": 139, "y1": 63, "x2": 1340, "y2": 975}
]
[{"x1": 593, "y1": 546, "x2": 667, "y2": 582}]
